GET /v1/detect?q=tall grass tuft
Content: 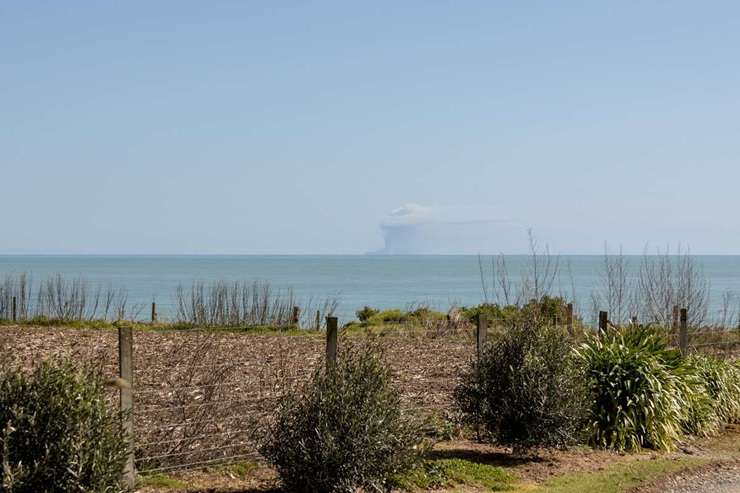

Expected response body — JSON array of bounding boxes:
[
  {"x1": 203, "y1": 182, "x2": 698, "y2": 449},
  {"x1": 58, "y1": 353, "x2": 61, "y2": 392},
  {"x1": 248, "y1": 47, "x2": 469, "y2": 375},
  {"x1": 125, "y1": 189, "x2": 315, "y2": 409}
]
[
  {"x1": 176, "y1": 280, "x2": 337, "y2": 328},
  {"x1": 0, "y1": 273, "x2": 31, "y2": 320},
  {"x1": 576, "y1": 326, "x2": 691, "y2": 451},
  {"x1": 0, "y1": 273, "x2": 139, "y2": 322}
]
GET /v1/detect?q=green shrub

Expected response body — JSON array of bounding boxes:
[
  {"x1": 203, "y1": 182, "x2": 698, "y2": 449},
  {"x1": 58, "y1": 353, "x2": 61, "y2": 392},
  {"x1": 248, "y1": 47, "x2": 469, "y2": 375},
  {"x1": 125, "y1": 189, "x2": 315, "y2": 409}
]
[
  {"x1": 0, "y1": 360, "x2": 129, "y2": 492},
  {"x1": 356, "y1": 306, "x2": 380, "y2": 322},
  {"x1": 365, "y1": 309, "x2": 409, "y2": 325},
  {"x1": 688, "y1": 354, "x2": 740, "y2": 425},
  {"x1": 261, "y1": 343, "x2": 422, "y2": 493},
  {"x1": 407, "y1": 306, "x2": 446, "y2": 322},
  {"x1": 459, "y1": 303, "x2": 505, "y2": 324},
  {"x1": 576, "y1": 327, "x2": 692, "y2": 451},
  {"x1": 460, "y1": 296, "x2": 571, "y2": 325},
  {"x1": 455, "y1": 322, "x2": 587, "y2": 452}
]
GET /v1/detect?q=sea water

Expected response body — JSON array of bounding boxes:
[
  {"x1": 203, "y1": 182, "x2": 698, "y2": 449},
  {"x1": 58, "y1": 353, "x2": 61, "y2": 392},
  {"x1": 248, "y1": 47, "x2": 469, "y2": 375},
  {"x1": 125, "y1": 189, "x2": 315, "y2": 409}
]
[{"x1": 0, "y1": 255, "x2": 739, "y2": 323}]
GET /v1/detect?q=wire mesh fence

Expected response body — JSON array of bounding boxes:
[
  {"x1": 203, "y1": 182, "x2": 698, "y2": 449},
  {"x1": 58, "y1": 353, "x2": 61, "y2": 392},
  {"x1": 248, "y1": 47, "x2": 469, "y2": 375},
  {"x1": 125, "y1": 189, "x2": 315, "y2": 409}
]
[{"x1": 0, "y1": 306, "x2": 737, "y2": 479}]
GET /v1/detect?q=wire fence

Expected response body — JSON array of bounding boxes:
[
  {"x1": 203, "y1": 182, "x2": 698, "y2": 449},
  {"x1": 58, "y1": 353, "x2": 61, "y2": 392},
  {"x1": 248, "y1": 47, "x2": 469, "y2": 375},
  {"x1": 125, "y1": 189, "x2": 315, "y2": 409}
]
[{"x1": 0, "y1": 306, "x2": 738, "y2": 481}]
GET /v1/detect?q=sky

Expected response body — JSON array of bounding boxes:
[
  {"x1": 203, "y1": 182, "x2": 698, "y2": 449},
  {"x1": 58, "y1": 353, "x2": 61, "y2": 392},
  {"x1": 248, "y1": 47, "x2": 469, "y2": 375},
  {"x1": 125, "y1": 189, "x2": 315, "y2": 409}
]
[{"x1": 1, "y1": 1, "x2": 739, "y2": 255}]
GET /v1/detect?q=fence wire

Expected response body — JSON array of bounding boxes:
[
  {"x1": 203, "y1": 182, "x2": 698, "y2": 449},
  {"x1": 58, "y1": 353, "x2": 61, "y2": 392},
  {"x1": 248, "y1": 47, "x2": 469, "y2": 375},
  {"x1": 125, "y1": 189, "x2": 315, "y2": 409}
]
[{"x1": 1, "y1": 312, "x2": 737, "y2": 475}]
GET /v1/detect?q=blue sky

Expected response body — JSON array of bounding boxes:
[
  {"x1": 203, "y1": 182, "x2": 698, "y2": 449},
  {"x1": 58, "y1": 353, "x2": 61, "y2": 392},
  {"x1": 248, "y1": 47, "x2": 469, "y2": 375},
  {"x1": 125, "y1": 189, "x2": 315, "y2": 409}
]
[{"x1": 1, "y1": 2, "x2": 739, "y2": 254}]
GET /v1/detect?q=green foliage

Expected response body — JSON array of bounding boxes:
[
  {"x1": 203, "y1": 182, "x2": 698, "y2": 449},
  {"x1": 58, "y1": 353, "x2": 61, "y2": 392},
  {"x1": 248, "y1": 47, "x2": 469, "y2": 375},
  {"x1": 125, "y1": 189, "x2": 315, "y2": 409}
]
[
  {"x1": 354, "y1": 306, "x2": 447, "y2": 327},
  {"x1": 398, "y1": 459, "x2": 516, "y2": 491},
  {"x1": 0, "y1": 360, "x2": 129, "y2": 492},
  {"x1": 455, "y1": 322, "x2": 588, "y2": 452},
  {"x1": 688, "y1": 354, "x2": 740, "y2": 425},
  {"x1": 576, "y1": 326, "x2": 692, "y2": 451},
  {"x1": 460, "y1": 296, "x2": 570, "y2": 325},
  {"x1": 261, "y1": 343, "x2": 422, "y2": 493},
  {"x1": 367, "y1": 309, "x2": 408, "y2": 325},
  {"x1": 356, "y1": 306, "x2": 380, "y2": 322}
]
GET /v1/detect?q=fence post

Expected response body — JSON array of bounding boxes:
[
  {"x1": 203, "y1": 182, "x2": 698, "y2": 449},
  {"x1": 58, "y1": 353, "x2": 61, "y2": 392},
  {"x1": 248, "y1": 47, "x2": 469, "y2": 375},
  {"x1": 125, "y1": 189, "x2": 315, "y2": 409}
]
[
  {"x1": 672, "y1": 305, "x2": 679, "y2": 331},
  {"x1": 292, "y1": 306, "x2": 300, "y2": 328},
  {"x1": 326, "y1": 316, "x2": 338, "y2": 369},
  {"x1": 476, "y1": 314, "x2": 488, "y2": 363},
  {"x1": 12, "y1": 296, "x2": 16, "y2": 322},
  {"x1": 679, "y1": 308, "x2": 689, "y2": 356},
  {"x1": 118, "y1": 326, "x2": 135, "y2": 489},
  {"x1": 566, "y1": 303, "x2": 574, "y2": 335},
  {"x1": 315, "y1": 310, "x2": 321, "y2": 331},
  {"x1": 151, "y1": 302, "x2": 157, "y2": 323},
  {"x1": 598, "y1": 311, "x2": 608, "y2": 334}
]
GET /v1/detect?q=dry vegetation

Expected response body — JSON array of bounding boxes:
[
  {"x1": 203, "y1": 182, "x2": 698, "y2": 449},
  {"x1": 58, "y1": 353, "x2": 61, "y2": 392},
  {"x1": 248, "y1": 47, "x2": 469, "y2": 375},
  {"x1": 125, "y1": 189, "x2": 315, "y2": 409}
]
[{"x1": 0, "y1": 324, "x2": 476, "y2": 474}]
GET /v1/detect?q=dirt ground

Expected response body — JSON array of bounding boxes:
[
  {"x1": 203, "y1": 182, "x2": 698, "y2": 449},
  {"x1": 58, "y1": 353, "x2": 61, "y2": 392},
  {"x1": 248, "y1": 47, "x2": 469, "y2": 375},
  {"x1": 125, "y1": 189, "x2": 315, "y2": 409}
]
[{"x1": 0, "y1": 324, "x2": 474, "y2": 472}]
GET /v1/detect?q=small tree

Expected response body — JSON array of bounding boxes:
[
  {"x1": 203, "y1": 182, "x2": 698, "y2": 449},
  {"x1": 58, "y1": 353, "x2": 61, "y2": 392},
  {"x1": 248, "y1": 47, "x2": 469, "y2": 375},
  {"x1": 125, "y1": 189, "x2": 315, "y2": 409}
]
[
  {"x1": 455, "y1": 322, "x2": 587, "y2": 453},
  {"x1": 0, "y1": 360, "x2": 129, "y2": 492},
  {"x1": 261, "y1": 343, "x2": 421, "y2": 493}
]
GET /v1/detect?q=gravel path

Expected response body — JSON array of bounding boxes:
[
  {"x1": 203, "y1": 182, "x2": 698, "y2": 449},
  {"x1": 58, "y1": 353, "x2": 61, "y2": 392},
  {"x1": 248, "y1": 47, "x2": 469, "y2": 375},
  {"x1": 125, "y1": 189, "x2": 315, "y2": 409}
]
[{"x1": 656, "y1": 463, "x2": 740, "y2": 493}]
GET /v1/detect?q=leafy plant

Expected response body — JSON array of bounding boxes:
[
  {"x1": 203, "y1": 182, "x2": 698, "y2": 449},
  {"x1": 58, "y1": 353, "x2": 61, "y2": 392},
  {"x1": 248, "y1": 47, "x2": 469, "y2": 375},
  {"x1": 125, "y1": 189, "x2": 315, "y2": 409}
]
[
  {"x1": 455, "y1": 322, "x2": 587, "y2": 452},
  {"x1": 0, "y1": 360, "x2": 129, "y2": 492},
  {"x1": 261, "y1": 343, "x2": 422, "y2": 493},
  {"x1": 356, "y1": 305, "x2": 380, "y2": 322},
  {"x1": 576, "y1": 326, "x2": 691, "y2": 451},
  {"x1": 688, "y1": 354, "x2": 740, "y2": 425}
]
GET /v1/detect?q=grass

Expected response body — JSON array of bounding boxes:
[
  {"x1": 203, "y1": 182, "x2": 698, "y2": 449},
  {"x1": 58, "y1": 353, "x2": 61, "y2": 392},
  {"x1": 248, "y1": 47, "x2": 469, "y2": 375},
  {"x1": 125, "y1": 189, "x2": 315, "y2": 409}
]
[
  {"x1": 207, "y1": 461, "x2": 260, "y2": 477},
  {"x1": 400, "y1": 458, "x2": 517, "y2": 491},
  {"x1": 402, "y1": 456, "x2": 709, "y2": 493},
  {"x1": 137, "y1": 474, "x2": 188, "y2": 490},
  {"x1": 525, "y1": 457, "x2": 709, "y2": 493}
]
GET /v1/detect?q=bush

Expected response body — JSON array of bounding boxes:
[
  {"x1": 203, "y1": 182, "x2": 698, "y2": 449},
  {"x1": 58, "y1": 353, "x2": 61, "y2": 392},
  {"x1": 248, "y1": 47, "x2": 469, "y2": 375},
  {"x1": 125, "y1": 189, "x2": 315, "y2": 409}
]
[
  {"x1": 455, "y1": 322, "x2": 587, "y2": 452},
  {"x1": 0, "y1": 360, "x2": 129, "y2": 492},
  {"x1": 688, "y1": 354, "x2": 740, "y2": 425},
  {"x1": 261, "y1": 343, "x2": 422, "y2": 493},
  {"x1": 460, "y1": 297, "x2": 571, "y2": 325},
  {"x1": 576, "y1": 326, "x2": 692, "y2": 451},
  {"x1": 356, "y1": 306, "x2": 380, "y2": 322}
]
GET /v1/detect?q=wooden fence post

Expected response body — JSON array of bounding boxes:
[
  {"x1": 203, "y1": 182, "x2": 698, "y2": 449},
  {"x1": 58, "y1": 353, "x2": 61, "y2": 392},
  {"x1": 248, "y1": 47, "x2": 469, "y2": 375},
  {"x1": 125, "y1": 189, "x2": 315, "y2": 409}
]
[
  {"x1": 118, "y1": 326, "x2": 135, "y2": 489},
  {"x1": 315, "y1": 310, "x2": 321, "y2": 331},
  {"x1": 679, "y1": 308, "x2": 689, "y2": 355},
  {"x1": 12, "y1": 296, "x2": 16, "y2": 322},
  {"x1": 292, "y1": 306, "x2": 300, "y2": 328},
  {"x1": 476, "y1": 314, "x2": 488, "y2": 363},
  {"x1": 598, "y1": 311, "x2": 608, "y2": 334},
  {"x1": 566, "y1": 303, "x2": 574, "y2": 335},
  {"x1": 326, "y1": 316, "x2": 338, "y2": 369},
  {"x1": 672, "y1": 305, "x2": 679, "y2": 331},
  {"x1": 151, "y1": 302, "x2": 157, "y2": 323}
]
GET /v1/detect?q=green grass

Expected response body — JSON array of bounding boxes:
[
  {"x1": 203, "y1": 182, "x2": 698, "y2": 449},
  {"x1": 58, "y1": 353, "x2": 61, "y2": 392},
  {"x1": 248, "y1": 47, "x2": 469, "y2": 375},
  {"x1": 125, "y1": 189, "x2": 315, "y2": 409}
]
[
  {"x1": 400, "y1": 458, "x2": 517, "y2": 491},
  {"x1": 528, "y1": 457, "x2": 708, "y2": 493},
  {"x1": 205, "y1": 460, "x2": 260, "y2": 477},
  {"x1": 137, "y1": 474, "x2": 188, "y2": 490}
]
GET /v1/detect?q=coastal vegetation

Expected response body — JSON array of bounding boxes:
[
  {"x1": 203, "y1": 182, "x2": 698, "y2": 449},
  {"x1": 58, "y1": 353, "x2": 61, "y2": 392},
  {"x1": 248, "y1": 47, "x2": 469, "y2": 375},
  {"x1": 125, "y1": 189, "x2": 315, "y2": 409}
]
[{"x1": 0, "y1": 360, "x2": 129, "y2": 492}]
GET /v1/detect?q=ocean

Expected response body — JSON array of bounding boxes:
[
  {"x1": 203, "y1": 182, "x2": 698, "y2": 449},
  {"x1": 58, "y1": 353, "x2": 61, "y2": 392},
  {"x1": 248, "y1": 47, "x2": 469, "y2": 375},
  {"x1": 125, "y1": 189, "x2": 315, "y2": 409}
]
[{"x1": 1, "y1": 255, "x2": 739, "y2": 324}]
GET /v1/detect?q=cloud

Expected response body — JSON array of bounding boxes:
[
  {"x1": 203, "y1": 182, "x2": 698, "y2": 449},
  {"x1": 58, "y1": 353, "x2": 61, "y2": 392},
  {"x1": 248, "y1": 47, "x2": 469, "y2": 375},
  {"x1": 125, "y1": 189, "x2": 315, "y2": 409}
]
[{"x1": 374, "y1": 204, "x2": 527, "y2": 254}]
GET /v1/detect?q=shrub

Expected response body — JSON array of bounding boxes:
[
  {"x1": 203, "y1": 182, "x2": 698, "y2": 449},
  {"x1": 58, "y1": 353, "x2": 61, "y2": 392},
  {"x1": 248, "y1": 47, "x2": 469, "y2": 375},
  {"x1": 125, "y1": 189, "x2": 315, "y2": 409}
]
[
  {"x1": 455, "y1": 322, "x2": 587, "y2": 452},
  {"x1": 576, "y1": 326, "x2": 692, "y2": 451},
  {"x1": 0, "y1": 360, "x2": 129, "y2": 492},
  {"x1": 261, "y1": 343, "x2": 422, "y2": 493},
  {"x1": 356, "y1": 306, "x2": 380, "y2": 322},
  {"x1": 688, "y1": 354, "x2": 740, "y2": 425},
  {"x1": 407, "y1": 306, "x2": 446, "y2": 322},
  {"x1": 459, "y1": 303, "x2": 505, "y2": 324},
  {"x1": 460, "y1": 297, "x2": 570, "y2": 325}
]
